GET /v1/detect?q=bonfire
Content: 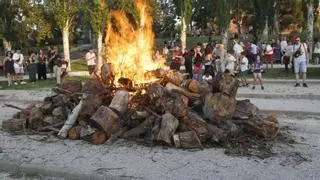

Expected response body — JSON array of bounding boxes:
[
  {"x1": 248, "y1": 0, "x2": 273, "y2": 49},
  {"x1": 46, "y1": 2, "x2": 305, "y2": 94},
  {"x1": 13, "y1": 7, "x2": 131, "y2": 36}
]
[{"x1": 2, "y1": 0, "x2": 279, "y2": 154}]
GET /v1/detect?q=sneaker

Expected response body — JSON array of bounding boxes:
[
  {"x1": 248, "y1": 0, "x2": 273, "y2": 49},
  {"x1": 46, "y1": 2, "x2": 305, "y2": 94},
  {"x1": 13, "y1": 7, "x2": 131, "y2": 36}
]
[
  {"x1": 20, "y1": 81, "x2": 27, "y2": 85},
  {"x1": 261, "y1": 86, "x2": 264, "y2": 90},
  {"x1": 252, "y1": 86, "x2": 255, "y2": 90},
  {"x1": 14, "y1": 82, "x2": 18, "y2": 85},
  {"x1": 303, "y1": 83, "x2": 308, "y2": 87},
  {"x1": 294, "y1": 83, "x2": 300, "y2": 87}
]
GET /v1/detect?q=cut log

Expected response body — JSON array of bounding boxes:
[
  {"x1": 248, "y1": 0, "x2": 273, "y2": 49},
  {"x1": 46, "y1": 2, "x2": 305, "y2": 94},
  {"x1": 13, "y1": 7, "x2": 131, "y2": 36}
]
[
  {"x1": 203, "y1": 93, "x2": 237, "y2": 122},
  {"x1": 2, "y1": 118, "x2": 26, "y2": 132},
  {"x1": 78, "y1": 95, "x2": 103, "y2": 121},
  {"x1": 109, "y1": 90, "x2": 129, "y2": 114},
  {"x1": 41, "y1": 101, "x2": 54, "y2": 114},
  {"x1": 212, "y1": 72, "x2": 239, "y2": 97},
  {"x1": 182, "y1": 111, "x2": 209, "y2": 142},
  {"x1": 28, "y1": 108, "x2": 45, "y2": 130},
  {"x1": 173, "y1": 131, "x2": 203, "y2": 149},
  {"x1": 90, "y1": 106, "x2": 119, "y2": 137},
  {"x1": 233, "y1": 99, "x2": 259, "y2": 120},
  {"x1": 146, "y1": 83, "x2": 165, "y2": 101},
  {"x1": 58, "y1": 100, "x2": 83, "y2": 138},
  {"x1": 154, "y1": 92, "x2": 188, "y2": 119},
  {"x1": 82, "y1": 79, "x2": 104, "y2": 94},
  {"x1": 52, "y1": 107, "x2": 68, "y2": 121},
  {"x1": 52, "y1": 94, "x2": 70, "y2": 107},
  {"x1": 165, "y1": 70, "x2": 185, "y2": 86},
  {"x1": 181, "y1": 79, "x2": 201, "y2": 93},
  {"x1": 122, "y1": 116, "x2": 155, "y2": 138},
  {"x1": 67, "y1": 125, "x2": 81, "y2": 140},
  {"x1": 157, "y1": 113, "x2": 179, "y2": 145},
  {"x1": 59, "y1": 80, "x2": 82, "y2": 93},
  {"x1": 207, "y1": 124, "x2": 225, "y2": 143},
  {"x1": 165, "y1": 82, "x2": 200, "y2": 99},
  {"x1": 80, "y1": 124, "x2": 97, "y2": 138},
  {"x1": 130, "y1": 111, "x2": 149, "y2": 120},
  {"x1": 92, "y1": 130, "x2": 107, "y2": 144}
]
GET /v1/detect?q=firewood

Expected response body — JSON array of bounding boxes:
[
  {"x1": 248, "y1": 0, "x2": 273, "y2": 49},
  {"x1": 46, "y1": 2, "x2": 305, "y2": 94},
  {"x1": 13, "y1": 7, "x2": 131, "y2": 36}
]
[
  {"x1": 173, "y1": 131, "x2": 203, "y2": 149},
  {"x1": 157, "y1": 113, "x2": 179, "y2": 145},
  {"x1": 82, "y1": 79, "x2": 104, "y2": 94},
  {"x1": 92, "y1": 130, "x2": 107, "y2": 144},
  {"x1": 38, "y1": 122, "x2": 65, "y2": 132},
  {"x1": 165, "y1": 82, "x2": 200, "y2": 99},
  {"x1": 206, "y1": 124, "x2": 225, "y2": 143},
  {"x1": 181, "y1": 79, "x2": 201, "y2": 93},
  {"x1": 105, "y1": 127, "x2": 129, "y2": 144},
  {"x1": 146, "y1": 83, "x2": 165, "y2": 101},
  {"x1": 28, "y1": 108, "x2": 45, "y2": 130},
  {"x1": 182, "y1": 111, "x2": 209, "y2": 142},
  {"x1": 80, "y1": 124, "x2": 97, "y2": 138},
  {"x1": 122, "y1": 116, "x2": 155, "y2": 138},
  {"x1": 130, "y1": 111, "x2": 149, "y2": 120},
  {"x1": 233, "y1": 99, "x2": 259, "y2": 120},
  {"x1": 90, "y1": 106, "x2": 119, "y2": 137},
  {"x1": 2, "y1": 118, "x2": 26, "y2": 132},
  {"x1": 67, "y1": 125, "x2": 81, "y2": 140},
  {"x1": 52, "y1": 94, "x2": 70, "y2": 107},
  {"x1": 153, "y1": 93, "x2": 188, "y2": 119},
  {"x1": 78, "y1": 95, "x2": 103, "y2": 121},
  {"x1": 203, "y1": 93, "x2": 237, "y2": 122},
  {"x1": 59, "y1": 80, "x2": 82, "y2": 93},
  {"x1": 165, "y1": 70, "x2": 186, "y2": 86},
  {"x1": 58, "y1": 100, "x2": 83, "y2": 138},
  {"x1": 41, "y1": 101, "x2": 54, "y2": 114},
  {"x1": 212, "y1": 72, "x2": 239, "y2": 97},
  {"x1": 109, "y1": 90, "x2": 129, "y2": 114}
]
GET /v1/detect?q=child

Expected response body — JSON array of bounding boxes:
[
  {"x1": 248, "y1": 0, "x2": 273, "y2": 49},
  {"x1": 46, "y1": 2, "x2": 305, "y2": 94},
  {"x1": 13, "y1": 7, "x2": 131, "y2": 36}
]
[
  {"x1": 252, "y1": 55, "x2": 264, "y2": 90},
  {"x1": 239, "y1": 52, "x2": 249, "y2": 87},
  {"x1": 202, "y1": 72, "x2": 213, "y2": 84}
]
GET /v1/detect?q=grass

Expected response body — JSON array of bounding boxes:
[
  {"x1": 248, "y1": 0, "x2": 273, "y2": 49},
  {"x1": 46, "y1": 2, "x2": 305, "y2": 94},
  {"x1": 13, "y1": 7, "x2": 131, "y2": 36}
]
[
  {"x1": 71, "y1": 59, "x2": 87, "y2": 72},
  {"x1": 0, "y1": 76, "x2": 90, "y2": 90},
  {"x1": 245, "y1": 67, "x2": 320, "y2": 79}
]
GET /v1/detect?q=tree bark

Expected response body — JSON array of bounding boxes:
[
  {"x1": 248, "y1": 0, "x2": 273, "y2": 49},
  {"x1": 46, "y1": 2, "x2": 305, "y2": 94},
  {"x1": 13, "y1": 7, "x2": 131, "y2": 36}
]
[
  {"x1": 273, "y1": 0, "x2": 280, "y2": 38},
  {"x1": 181, "y1": 14, "x2": 187, "y2": 53},
  {"x1": 262, "y1": 16, "x2": 269, "y2": 42},
  {"x1": 97, "y1": 31, "x2": 103, "y2": 74},
  {"x1": 307, "y1": 0, "x2": 314, "y2": 64},
  {"x1": 222, "y1": 29, "x2": 229, "y2": 48},
  {"x1": 62, "y1": 24, "x2": 71, "y2": 71}
]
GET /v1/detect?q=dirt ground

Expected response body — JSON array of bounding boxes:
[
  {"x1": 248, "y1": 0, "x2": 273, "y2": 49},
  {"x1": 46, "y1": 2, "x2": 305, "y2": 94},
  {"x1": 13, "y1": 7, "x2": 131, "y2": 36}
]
[{"x1": 0, "y1": 83, "x2": 320, "y2": 180}]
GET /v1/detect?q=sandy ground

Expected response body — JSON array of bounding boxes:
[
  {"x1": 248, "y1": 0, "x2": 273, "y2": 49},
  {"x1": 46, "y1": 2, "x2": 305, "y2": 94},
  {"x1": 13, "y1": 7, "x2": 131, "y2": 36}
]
[{"x1": 0, "y1": 83, "x2": 320, "y2": 179}]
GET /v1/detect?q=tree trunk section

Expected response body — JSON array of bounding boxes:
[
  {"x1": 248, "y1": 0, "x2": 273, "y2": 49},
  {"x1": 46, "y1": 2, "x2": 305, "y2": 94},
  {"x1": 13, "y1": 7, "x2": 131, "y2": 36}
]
[
  {"x1": 273, "y1": 1, "x2": 280, "y2": 38},
  {"x1": 181, "y1": 14, "x2": 187, "y2": 53},
  {"x1": 157, "y1": 113, "x2": 179, "y2": 145},
  {"x1": 97, "y1": 31, "x2": 103, "y2": 75},
  {"x1": 262, "y1": 16, "x2": 269, "y2": 42},
  {"x1": 62, "y1": 25, "x2": 71, "y2": 71},
  {"x1": 222, "y1": 29, "x2": 229, "y2": 48},
  {"x1": 307, "y1": 0, "x2": 314, "y2": 64}
]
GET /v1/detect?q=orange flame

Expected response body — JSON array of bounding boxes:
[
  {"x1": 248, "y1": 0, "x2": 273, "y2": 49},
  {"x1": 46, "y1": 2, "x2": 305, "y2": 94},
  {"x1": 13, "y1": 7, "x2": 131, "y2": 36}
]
[{"x1": 105, "y1": 0, "x2": 164, "y2": 85}]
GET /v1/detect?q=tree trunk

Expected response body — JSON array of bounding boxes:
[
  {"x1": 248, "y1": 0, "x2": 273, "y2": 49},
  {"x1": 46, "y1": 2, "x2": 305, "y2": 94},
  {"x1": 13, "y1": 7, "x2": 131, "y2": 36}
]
[
  {"x1": 262, "y1": 16, "x2": 269, "y2": 42},
  {"x1": 181, "y1": 14, "x2": 187, "y2": 53},
  {"x1": 97, "y1": 31, "x2": 103, "y2": 74},
  {"x1": 222, "y1": 29, "x2": 229, "y2": 48},
  {"x1": 62, "y1": 25, "x2": 71, "y2": 71},
  {"x1": 307, "y1": 0, "x2": 314, "y2": 64},
  {"x1": 2, "y1": 38, "x2": 12, "y2": 51},
  {"x1": 273, "y1": 1, "x2": 280, "y2": 38}
]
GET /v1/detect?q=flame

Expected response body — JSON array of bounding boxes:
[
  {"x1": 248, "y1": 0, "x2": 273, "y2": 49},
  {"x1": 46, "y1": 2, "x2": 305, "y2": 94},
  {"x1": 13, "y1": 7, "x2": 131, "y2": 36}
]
[{"x1": 105, "y1": 0, "x2": 164, "y2": 86}]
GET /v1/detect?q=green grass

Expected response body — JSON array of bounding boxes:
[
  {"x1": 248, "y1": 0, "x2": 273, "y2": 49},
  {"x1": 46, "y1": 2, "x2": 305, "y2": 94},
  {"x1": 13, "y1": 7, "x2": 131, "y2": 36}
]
[
  {"x1": 71, "y1": 59, "x2": 87, "y2": 72},
  {"x1": 0, "y1": 76, "x2": 90, "y2": 90},
  {"x1": 245, "y1": 67, "x2": 320, "y2": 79}
]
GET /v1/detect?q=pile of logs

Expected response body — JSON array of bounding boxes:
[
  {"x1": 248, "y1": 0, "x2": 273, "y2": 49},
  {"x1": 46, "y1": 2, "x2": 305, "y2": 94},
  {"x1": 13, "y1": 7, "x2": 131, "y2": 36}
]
[{"x1": 2, "y1": 68, "x2": 280, "y2": 149}]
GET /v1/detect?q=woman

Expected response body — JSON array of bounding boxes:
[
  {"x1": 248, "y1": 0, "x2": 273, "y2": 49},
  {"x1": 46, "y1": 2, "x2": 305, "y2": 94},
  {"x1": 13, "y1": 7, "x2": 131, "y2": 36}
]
[
  {"x1": 204, "y1": 44, "x2": 214, "y2": 76},
  {"x1": 28, "y1": 52, "x2": 37, "y2": 84},
  {"x1": 4, "y1": 51, "x2": 15, "y2": 86},
  {"x1": 37, "y1": 49, "x2": 47, "y2": 80},
  {"x1": 272, "y1": 40, "x2": 281, "y2": 65},
  {"x1": 170, "y1": 46, "x2": 183, "y2": 71},
  {"x1": 264, "y1": 42, "x2": 273, "y2": 69},
  {"x1": 313, "y1": 40, "x2": 320, "y2": 64},
  {"x1": 183, "y1": 48, "x2": 193, "y2": 79},
  {"x1": 193, "y1": 45, "x2": 203, "y2": 81}
]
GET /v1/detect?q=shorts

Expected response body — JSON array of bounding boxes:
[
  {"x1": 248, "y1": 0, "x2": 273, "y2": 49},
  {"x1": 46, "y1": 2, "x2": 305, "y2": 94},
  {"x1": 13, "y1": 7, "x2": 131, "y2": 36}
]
[
  {"x1": 14, "y1": 66, "x2": 24, "y2": 74},
  {"x1": 253, "y1": 73, "x2": 262, "y2": 78},
  {"x1": 239, "y1": 70, "x2": 247, "y2": 77},
  {"x1": 294, "y1": 59, "x2": 307, "y2": 73},
  {"x1": 88, "y1": 65, "x2": 96, "y2": 74}
]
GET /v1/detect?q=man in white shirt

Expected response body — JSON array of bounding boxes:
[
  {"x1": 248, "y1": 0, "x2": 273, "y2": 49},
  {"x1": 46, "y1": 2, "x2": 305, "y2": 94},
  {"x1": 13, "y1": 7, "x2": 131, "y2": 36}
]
[
  {"x1": 249, "y1": 41, "x2": 258, "y2": 64},
  {"x1": 233, "y1": 40, "x2": 243, "y2": 61},
  {"x1": 85, "y1": 49, "x2": 97, "y2": 75},
  {"x1": 239, "y1": 52, "x2": 249, "y2": 87},
  {"x1": 12, "y1": 50, "x2": 26, "y2": 85},
  {"x1": 280, "y1": 37, "x2": 288, "y2": 64},
  {"x1": 225, "y1": 50, "x2": 237, "y2": 74},
  {"x1": 291, "y1": 36, "x2": 308, "y2": 87}
]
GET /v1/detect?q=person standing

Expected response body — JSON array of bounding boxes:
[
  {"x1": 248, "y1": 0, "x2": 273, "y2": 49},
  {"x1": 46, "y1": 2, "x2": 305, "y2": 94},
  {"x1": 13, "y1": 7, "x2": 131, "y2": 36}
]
[
  {"x1": 251, "y1": 55, "x2": 264, "y2": 90},
  {"x1": 85, "y1": 49, "x2": 97, "y2": 75},
  {"x1": 203, "y1": 44, "x2": 214, "y2": 76},
  {"x1": 264, "y1": 42, "x2": 274, "y2": 69},
  {"x1": 272, "y1": 40, "x2": 281, "y2": 64},
  {"x1": 37, "y1": 49, "x2": 47, "y2": 80},
  {"x1": 193, "y1": 45, "x2": 203, "y2": 81},
  {"x1": 12, "y1": 50, "x2": 26, "y2": 85},
  {"x1": 52, "y1": 46, "x2": 62, "y2": 85},
  {"x1": 28, "y1": 52, "x2": 37, "y2": 84},
  {"x1": 170, "y1": 46, "x2": 183, "y2": 71},
  {"x1": 47, "y1": 46, "x2": 55, "y2": 78},
  {"x1": 292, "y1": 36, "x2": 308, "y2": 87},
  {"x1": 225, "y1": 50, "x2": 237, "y2": 74},
  {"x1": 3, "y1": 51, "x2": 15, "y2": 86},
  {"x1": 313, "y1": 40, "x2": 320, "y2": 65},
  {"x1": 280, "y1": 37, "x2": 288, "y2": 64},
  {"x1": 239, "y1": 52, "x2": 249, "y2": 87},
  {"x1": 283, "y1": 41, "x2": 292, "y2": 73},
  {"x1": 233, "y1": 40, "x2": 244, "y2": 62},
  {"x1": 249, "y1": 41, "x2": 258, "y2": 64},
  {"x1": 183, "y1": 48, "x2": 193, "y2": 79}
]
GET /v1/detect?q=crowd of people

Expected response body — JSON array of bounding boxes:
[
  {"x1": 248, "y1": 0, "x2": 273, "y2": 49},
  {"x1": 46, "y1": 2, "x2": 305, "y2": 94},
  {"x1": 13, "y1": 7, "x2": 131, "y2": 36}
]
[
  {"x1": 162, "y1": 35, "x2": 312, "y2": 89},
  {"x1": 2, "y1": 46, "x2": 68, "y2": 86}
]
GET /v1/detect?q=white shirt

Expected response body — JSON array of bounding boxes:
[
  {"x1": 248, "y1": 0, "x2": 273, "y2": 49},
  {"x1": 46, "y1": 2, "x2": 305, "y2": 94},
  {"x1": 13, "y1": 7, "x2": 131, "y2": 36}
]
[
  {"x1": 240, "y1": 57, "x2": 248, "y2": 72},
  {"x1": 292, "y1": 43, "x2": 308, "y2": 61},
  {"x1": 163, "y1": 47, "x2": 169, "y2": 55},
  {"x1": 233, "y1": 43, "x2": 243, "y2": 55},
  {"x1": 12, "y1": 53, "x2": 24, "y2": 65},
  {"x1": 280, "y1": 40, "x2": 288, "y2": 52},
  {"x1": 250, "y1": 44, "x2": 258, "y2": 54},
  {"x1": 202, "y1": 75, "x2": 213, "y2": 81},
  {"x1": 314, "y1": 43, "x2": 320, "y2": 54},
  {"x1": 226, "y1": 54, "x2": 236, "y2": 70},
  {"x1": 85, "y1": 52, "x2": 96, "y2": 66},
  {"x1": 265, "y1": 45, "x2": 273, "y2": 55}
]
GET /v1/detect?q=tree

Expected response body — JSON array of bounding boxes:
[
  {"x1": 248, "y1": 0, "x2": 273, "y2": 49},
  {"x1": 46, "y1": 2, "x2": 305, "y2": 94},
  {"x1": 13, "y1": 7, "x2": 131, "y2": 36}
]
[
  {"x1": 307, "y1": 0, "x2": 314, "y2": 63},
  {"x1": 88, "y1": 0, "x2": 108, "y2": 72},
  {"x1": 46, "y1": 0, "x2": 83, "y2": 71},
  {"x1": 215, "y1": 0, "x2": 231, "y2": 46}
]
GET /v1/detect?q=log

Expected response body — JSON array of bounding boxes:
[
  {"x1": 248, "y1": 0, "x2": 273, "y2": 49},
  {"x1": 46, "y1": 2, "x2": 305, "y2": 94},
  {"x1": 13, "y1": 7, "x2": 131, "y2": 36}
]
[
  {"x1": 147, "y1": 83, "x2": 165, "y2": 101},
  {"x1": 233, "y1": 99, "x2": 259, "y2": 120},
  {"x1": 78, "y1": 95, "x2": 103, "y2": 121},
  {"x1": 109, "y1": 90, "x2": 129, "y2": 114},
  {"x1": 52, "y1": 94, "x2": 70, "y2": 107},
  {"x1": 157, "y1": 113, "x2": 179, "y2": 145},
  {"x1": 59, "y1": 80, "x2": 82, "y2": 93},
  {"x1": 82, "y1": 79, "x2": 104, "y2": 94},
  {"x1": 165, "y1": 82, "x2": 200, "y2": 99},
  {"x1": 122, "y1": 116, "x2": 155, "y2": 138},
  {"x1": 165, "y1": 70, "x2": 185, "y2": 86},
  {"x1": 182, "y1": 111, "x2": 209, "y2": 142},
  {"x1": 2, "y1": 118, "x2": 26, "y2": 132},
  {"x1": 90, "y1": 106, "x2": 119, "y2": 137},
  {"x1": 130, "y1": 111, "x2": 149, "y2": 120},
  {"x1": 101, "y1": 63, "x2": 114, "y2": 86},
  {"x1": 203, "y1": 93, "x2": 237, "y2": 122},
  {"x1": 58, "y1": 100, "x2": 83, "y2": 138},
  {"x1": 28, "y1": 108, "x2": 45, "y2": 130},
  {"x1": 41, "y1": 101, "x2": 54, "y2": 114},
  {"x1": 80, "y1": 124, "x2": 97, "y2": 138},
  {"x1": 212, "y1": 73, "x2": 239, "y2": 97},
  {"x1": 173, "y1": 131, "x2": 203, "y2": 149},
  {"x1": 67, "y1": 125, "x2": 81, "y2": 140},
  {"x1": 154, "y1": 93, "x2": 188, "y2": 119},
  {"x1": 181, "y1": 79, "x2": 201, "y2": 93},
  {"x1": 92, "y1": 130, "x2": 107, "y2": 144},
  {"x1": 207, "y1": 124, "x2": 225, "y2": 143},
  {"x1": 52, "y1": 107, "x2": 68, "y2": 121}
]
